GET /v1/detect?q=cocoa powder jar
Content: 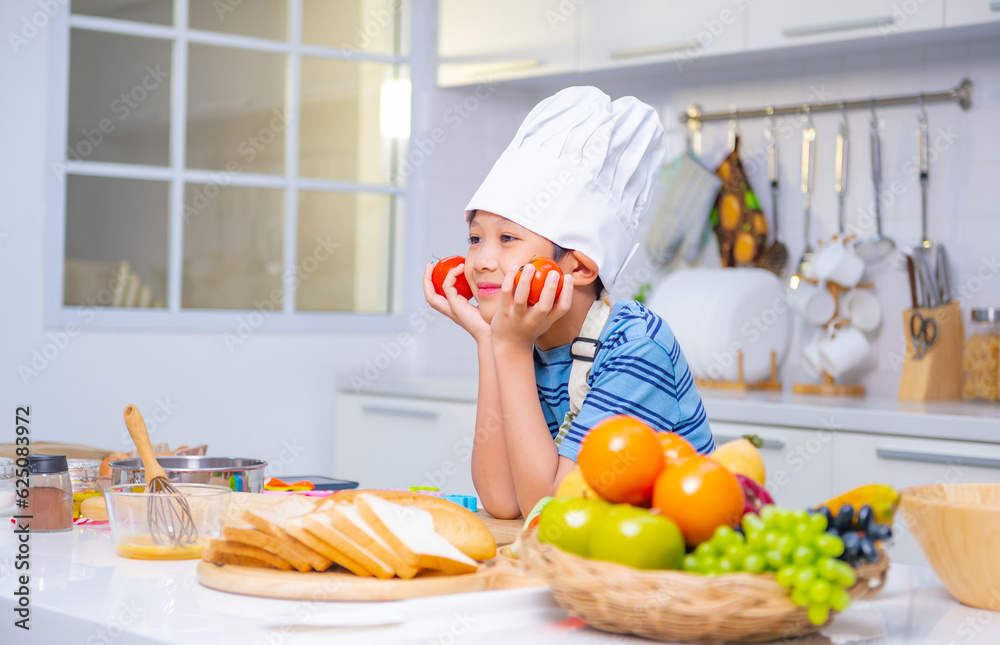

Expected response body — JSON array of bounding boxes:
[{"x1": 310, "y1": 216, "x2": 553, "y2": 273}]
[{"x1": 26, "y1": 454, "x2": 73, "y2": 532}]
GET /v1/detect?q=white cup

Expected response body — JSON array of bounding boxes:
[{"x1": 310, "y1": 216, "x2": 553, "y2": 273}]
[
  {"x1": 818, "y1": 326, "x2": 871, "y2": 378},
  {"x1": 802, "y1": 334, "x2": 825, "y2": 379},
  {"x1": 841, "y1": 289, "x2": 882, "y2": 332},
  {"x1": 788, "y1": 281, "x2": 836, "y2": 326},
  {"x1": 815, "y1": 242, "x2": 865, "y2": 287}
]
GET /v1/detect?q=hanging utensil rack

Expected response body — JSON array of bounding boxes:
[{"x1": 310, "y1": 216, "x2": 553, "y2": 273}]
[{"x1": 680, "y1": 78, "x2": 972, "y2": 124}]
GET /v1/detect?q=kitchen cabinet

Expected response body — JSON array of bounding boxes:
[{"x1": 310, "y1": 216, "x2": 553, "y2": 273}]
[
  {"x1": 710, "y1": 422, "x2": 834, "y2": 510},
  {"x1": 437, "y1": 0, "x2": 578, "y2": 87},
  {"x1": 333, "y1": 393, "x2": 477, "y2": 494},
  {"x1": 747, "y1": 0, "x2": 944, "y2": 50},
  {"x1": 945, "y1": 0, "x2": 1000, "y2": 26},
  {"x1": 577, "y1": 0, "x2": 746, "y2": 72},
  {"x1": 832, "y1": 432, "x2": 1000, "y2": 567}
]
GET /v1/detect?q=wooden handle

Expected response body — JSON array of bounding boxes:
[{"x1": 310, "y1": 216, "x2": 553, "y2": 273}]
[{"x1": 123, "y1": 405, "x2": 169, "y2": 483}]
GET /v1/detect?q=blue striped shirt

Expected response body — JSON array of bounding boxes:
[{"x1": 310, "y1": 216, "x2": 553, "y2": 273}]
[{"x1": 534, "y1": 299, "x2": 714, "y2": 461}]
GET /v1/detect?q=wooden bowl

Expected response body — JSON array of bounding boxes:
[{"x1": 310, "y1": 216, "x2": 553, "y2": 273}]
[{"x1": 900, "y1": 483, "x2": 1000, "y2": 610}]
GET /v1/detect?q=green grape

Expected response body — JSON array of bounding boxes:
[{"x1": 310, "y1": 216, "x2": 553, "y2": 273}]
[
  {"x1": 792, "y1": 509, "x2": 810, "y2": 523},
  {"x1": 793, "y1": 545, "x2": 817, "y2": 566},
  {"x1": 725, "y1": 544, "x2": 747, "y2": 562},
  {"x1": 742, "y1": 513, "x2": 765, "y2": 534},
  {"x1": 815, "y1": 534, "x2": 845, "y2": 557},
  {"x1": 790, "y1": 586, "x2": 810, "y2": 607},
  {"x1": 714, "y1": 525, "x2": 739, "y2": 547},
  {"x1": 718, "y1": 556, "x2": 737, "y2": 573},
  {"x1": 764, "y1": 549, "x2": 785, "y2": 570},
  {"x1": 695, "y1": 542, "x2": 715, "y2": 558},
  {"x1": 760, "y1": 505, "x2": 779, "y2": 523},
  {"x1": 744, "y1": 553, "x2": 766, "y2": 574},
  {"x1": 807, "y1": 603, "x2": 831, "y2": 626},
  {"x1": 763, "y1": 531, "x2": 780, "y2": 549},
  {"x1": 702, "y1": 556, "x2": 719, "y2": 574},
  {"x1": 683, "y1": 554, "x2": 701, "y2": 573},
  {"x1": 830, "y1": 586, "x2": 852, "y2": 612},
  {"x1": 746, "y1": 529, "x2": 765, "y2": 551},
  {"x1": 775, "y1": 565, "x2": 798, "y2": 588},
  {"x1": 776, "y1": 512, "x2": 796, "y2": 533},
  {"x1": 832, "y1": 560, "x2": 857, "y2": 588},
  {"x1": 776, "y1": 535, "x2": 796, "y2": 559},
  {"x1": 808, "y1": 513, "x2": 829, "y2": 534},
  {"x1": 809, "y1": 580, "x2": 832, "y2": 604},
  {"x1": 817, "y1": 556, "x2": 840, "y2": 581},
  {"x1": 795, "y1": 567, "x2": 818, "y2": 587},
  {"x1": 793, "y1": 522, "x2": 813, "y2": 541}
]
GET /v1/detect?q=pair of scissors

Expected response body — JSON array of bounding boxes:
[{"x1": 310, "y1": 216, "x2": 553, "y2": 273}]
[{"x1": 909, "y1": 312, "x2": 938, "y2": 359}]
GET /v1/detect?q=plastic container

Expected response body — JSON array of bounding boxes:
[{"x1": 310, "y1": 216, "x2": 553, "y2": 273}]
[
  {"x1": 963, "y1": 308, "x2": 1000, "y2": 403},
  {"x1": 68, "y1": 458, "x2": 102, "y2": 518},
  {"x1": 0, "y1": 458, "x2": 15, "y2": 517},
  {"x1": 25, "y1": 454, "x2": 73, "y2": 532}
]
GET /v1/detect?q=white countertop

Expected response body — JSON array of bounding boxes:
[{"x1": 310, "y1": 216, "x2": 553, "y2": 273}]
[
  {"x1": 3, "y1": 524, "x2": 1000, "y2": 644},
  {"x1": 344, "y1": 376, "x2": 1000, "y2": 444}
]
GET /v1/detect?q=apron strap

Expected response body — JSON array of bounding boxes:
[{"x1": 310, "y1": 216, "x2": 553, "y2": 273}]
[{"x1": 553, "y1": 299, "x2": 612, "y2": 446}]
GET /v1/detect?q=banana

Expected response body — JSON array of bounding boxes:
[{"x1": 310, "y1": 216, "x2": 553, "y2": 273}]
[{"x1": 822, "y1": 484, "x2": 900, "y2": 525}]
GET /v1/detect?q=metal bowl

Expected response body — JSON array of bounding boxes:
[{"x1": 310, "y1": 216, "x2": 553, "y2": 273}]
[{"x1": 109, "y1": 456, "x2": 268, "y2": 493}]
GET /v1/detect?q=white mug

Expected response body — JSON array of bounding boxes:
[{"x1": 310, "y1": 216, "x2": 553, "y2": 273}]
[
  {"x1": 841, "y1": 289, "x2": 882, "y2": 332},
  {"x1": 788, "y1": 281, "x2": 836, "y2": 326},
  {"x1": 802, "y1": 333, "x2": 825, "y2": 379},
  {"x1": 818, "y1": 326, "x2": 871, "y2": 378},
  {"x1": 815, "y1": 242, "x2": 865, "y2": 287}
]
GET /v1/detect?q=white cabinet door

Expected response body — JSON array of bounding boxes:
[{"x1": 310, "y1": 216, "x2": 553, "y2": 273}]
[
  {"x1": 832, "y1": 433, "x2": 1000, "y2": 567},
  {"x1": 747, "y1": 0, "x2": 944, "y2": 50},
  {"x1": 333, "y1": 394, "x2": 477, "y2": 494},
  {"x1": 710, "y1": 422, "x2": 834, "y2": 510},
  {"x1": 438, "y1": 0, "x2": 577, "y2": 87},
  {"x1": 946, "y1": 0, "x2": 1000, "y2": 26},
  {"x1": 578, "y1": 0, "x2": 746, "y2": 72}
]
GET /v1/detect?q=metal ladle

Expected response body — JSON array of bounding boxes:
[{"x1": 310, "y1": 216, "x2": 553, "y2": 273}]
[
  {"x1": 856, "y1": 101, "x2": 896, "y2": 263},
  {"x1": 796, "y1": 107, "x2": 816, "y2": 277}
]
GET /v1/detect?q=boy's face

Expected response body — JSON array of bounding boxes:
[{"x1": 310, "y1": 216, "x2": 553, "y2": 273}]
[{"x1": 465, "y1": 210, "x2": 559, "y2": 323}]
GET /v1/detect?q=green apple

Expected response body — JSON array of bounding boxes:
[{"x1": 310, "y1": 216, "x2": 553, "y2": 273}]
[
  {"x1": 588, "y1": 505, "x2": 685, "y2": 570},
  {"x1": 537, "y1": 498, "x2": 610, "y2": 557}
]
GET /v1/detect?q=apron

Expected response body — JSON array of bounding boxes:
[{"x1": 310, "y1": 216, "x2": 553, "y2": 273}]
[{"x1": 553, "y1": 298, "x2": 612, "y2": 447}]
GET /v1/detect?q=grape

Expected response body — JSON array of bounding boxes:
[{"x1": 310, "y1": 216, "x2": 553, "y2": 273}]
[
  {"x1": 760, "y1": 506, "x2": 779, "y2": 523},
  {"x1": 817, "y1": 556, "x2": 840, "y2": 581},
  {"x1": 701, "y1": 556, "x2": 718, "y2": 573},
  {"x1": 793, "y1": 545, "x2": 817, "y2": 566},
  {"x1": 747, "y1": 529, "x2": 766, "y2": 550},
  {"x1": 742, "y1": 513, "x2": 765, "y2": 534},
  {"x1": 714, "y1": 525, "x2": 739, "y2": 547},
  {"x1": 815, "y1": 534, "x2": 845, "y2": 558},
  {"x1": 763, "y1": 531, "x2": 780, "y2": 549},
  {"x1": 776, "y1": 535, "x2": 796, "y2": 559},
  {"x1": 856, "y1": 505, "x2": 874, "y2": 532},
  {"x1": 764, "y1": 549, "x2": 785, "y2": 569},
  {"x1": 695, "y1": 542, "x2": 715, "y2": 558},
  {"x1": 867, "y1": 523, "x2": 892, "y2": 542},
  {"x1": 841, "y1": 531, "x2": 861, "y2": 564},
  {"x1": 809, "y1": 579, "x2": 832, "y2": 604},
  {"x1": 808, "y1": 512, "x2": 828, "y2": 534},
  {"x1": 683, "y1": 554, "x2": 700, "y2": 572},
  {"x1": 790, "y1": 586, "x2": 810, "y2": 607},
  {"x1": 744, "y1": 553, "x2": 766, "y2": 574},
  {"x1": 830, "y1": 586, "x2": 852, "y2": 612},
  {"x1": 832, "y1": 560, "x2": 857, "y2": 588},
  {"x1": 807, "y1": 603, "x2": 831, "y2": 625},
  {"x1": 859, "y1": 537, "x2": 880, "y2": 563},
  {"x1": 795, "y1": 567, "x2": 817, "y2": 587},
  {"x1": 776, "y1": 565, "x2": 797, "y2": 588},
  {"x1": 834, "y1": 505, "x2": 855, "y2": 532},
  {"x1": 813, "y1": 506, "x2": 834, "y2": 526},
  {"x1": 718, "y1": 556, "x2": 737, "y2": 573}
]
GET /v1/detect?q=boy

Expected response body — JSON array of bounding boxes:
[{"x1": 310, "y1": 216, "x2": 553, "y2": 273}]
[{"x1": 424, "y1": 87, "x2": 714, "y2": 519}]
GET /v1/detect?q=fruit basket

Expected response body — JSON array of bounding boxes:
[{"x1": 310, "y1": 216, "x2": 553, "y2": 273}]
[{"x1": 519, "y1": 527, "x2": 887, "y2": 643}]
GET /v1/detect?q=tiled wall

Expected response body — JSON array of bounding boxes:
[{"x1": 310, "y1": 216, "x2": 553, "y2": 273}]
[{"x1": 415, "y1": 36, "x2": 1000, "y2": 399}]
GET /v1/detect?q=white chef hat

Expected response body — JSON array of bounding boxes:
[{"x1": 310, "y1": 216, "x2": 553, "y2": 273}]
[{"x1": 465, "y1": 86, "x2": 666, "y2": 292}]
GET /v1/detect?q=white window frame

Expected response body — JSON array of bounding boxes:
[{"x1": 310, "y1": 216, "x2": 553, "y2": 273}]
[{"x1": 44, "y1": 0, "x2": 413, "y2": 333}]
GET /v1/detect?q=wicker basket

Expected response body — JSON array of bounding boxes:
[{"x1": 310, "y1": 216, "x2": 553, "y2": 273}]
[{"x1": 519, "y1": 528, "x2": 888, "y2": 643}]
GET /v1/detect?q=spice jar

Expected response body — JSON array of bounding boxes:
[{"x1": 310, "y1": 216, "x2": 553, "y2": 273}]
[
  {"x1": 964, "y1": 308, "x2": 1000, "y2": 403},
  {"x1": 0, "y1": 458, "x2": 15, "y2": 517},
  {"x1": 67, "y1": 459, "x2": 102, "y2": 519},
  {"x1": 25, "y1": 454, "x2": 73, "y2": 532}
]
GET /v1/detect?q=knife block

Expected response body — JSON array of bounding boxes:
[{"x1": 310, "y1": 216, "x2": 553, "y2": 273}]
[{"x1": 899, "y1": 301, "x2": 964, "y2": 402}]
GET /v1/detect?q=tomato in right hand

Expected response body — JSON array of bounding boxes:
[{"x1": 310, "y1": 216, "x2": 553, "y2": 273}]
[
  {"x1": 431, "y1": 256, "x2": 473, "y2": 300},
  {"x1": 513, "y1": 257, "x2": 564, "y2": 306}
]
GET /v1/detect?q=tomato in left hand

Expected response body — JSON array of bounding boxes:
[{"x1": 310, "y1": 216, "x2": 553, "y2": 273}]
[
  {"x1": 514, "y1": 257, "x2": 564, "y2": 306},
  {"x1": 431, "y1": 256, "x2": 474, "y2": 300}
]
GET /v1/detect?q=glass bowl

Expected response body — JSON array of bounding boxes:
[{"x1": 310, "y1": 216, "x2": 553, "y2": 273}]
[{"x1": 103, "y1": 483, "x2": 231, "y2": 560}]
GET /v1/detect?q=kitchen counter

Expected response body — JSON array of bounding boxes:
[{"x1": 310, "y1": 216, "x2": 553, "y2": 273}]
[
  {"x1": 3, "y1": 524, "x2": 1000, "y2": 644},
  {"x1": 345, "y1": 376, "x2": 1000, "y2": 444}
]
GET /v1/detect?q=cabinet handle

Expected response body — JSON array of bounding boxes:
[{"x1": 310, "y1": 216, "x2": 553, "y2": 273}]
[
  {"x1": 783, "y1": 16, "x2": 895, "y2": 38},
  {"x1": 609, "y1": 42, "x2": 692, "y2": 60},
  {"x1": 876, "y1": 448, "x2": 1000, "y2": 470},
  {"x1": 712, "y1": 435, "x2": 786, "y2": 450},
  {"x1": 360, "y1": 405, "x2": 439, "y2": 420}
]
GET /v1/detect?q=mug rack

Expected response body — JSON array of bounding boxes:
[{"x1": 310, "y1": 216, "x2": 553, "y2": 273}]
[{"x1": 695, "y1": 350, "x2": 782, "y2": 392}]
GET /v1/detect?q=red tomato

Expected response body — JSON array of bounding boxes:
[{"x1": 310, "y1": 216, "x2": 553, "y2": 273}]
[
  {"x1": 432, "y1": 256, "x2": 473, "y2": 300},
  {"x1": 514, "y1": 257, "x2": 564, "y2": 306}
]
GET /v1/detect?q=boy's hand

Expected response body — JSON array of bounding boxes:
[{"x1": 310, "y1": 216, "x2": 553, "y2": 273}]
[
  {"x1": 491, "y1": 264, "x2": 573, "y2": 348},
  {"x1": 423, "y1": 262, "x2": 491, "y2": 343}
]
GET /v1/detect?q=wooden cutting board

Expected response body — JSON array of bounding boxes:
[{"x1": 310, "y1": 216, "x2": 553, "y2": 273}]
[{"x1": 197, "y1": 556, "x2": 543, "y2": 601}]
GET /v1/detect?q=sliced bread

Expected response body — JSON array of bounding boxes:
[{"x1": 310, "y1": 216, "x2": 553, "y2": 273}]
[
  {"x1": 222, "y1": 525, "x2": 312, "y2": 573},
  {"x1": 285, "y1": 516, "x2": 373, "y2": 577},
  {"x1": 242, "y1": 496, "x2": 333, "y2": 572},
  {"x1": 301, "y1": 513, "x2": 395, "y2": 579},
  {"x1": 204, "y1": 539, "x2": 293, "y2": 570},
  {"x1": 324, "y1": 503, "x2": 420, "y2": 579}
]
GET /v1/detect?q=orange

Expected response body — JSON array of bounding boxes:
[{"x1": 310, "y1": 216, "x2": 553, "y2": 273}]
[
  {"x1": 578, "y1": 416, "x2": 665, "y2": 506},
  {"x1": 656, "y1": 432, "x2": 697, "y2": 462},
  {"x1": 651, "y1": 456, "x2": 745, "y2": 546}
]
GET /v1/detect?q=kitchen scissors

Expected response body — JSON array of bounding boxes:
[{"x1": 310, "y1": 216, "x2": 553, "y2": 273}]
[{"x1": 909, "y1": 312, "x2": 938, "y2": 359}]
